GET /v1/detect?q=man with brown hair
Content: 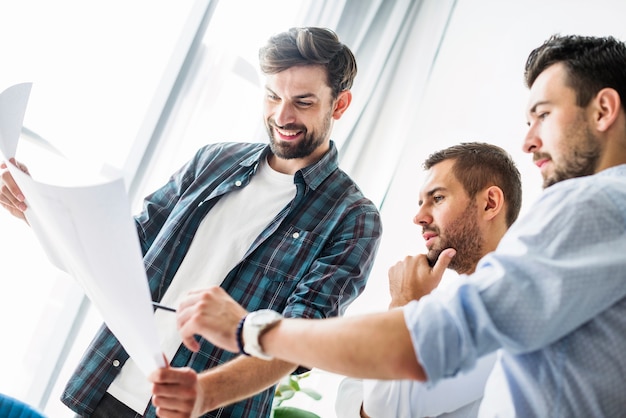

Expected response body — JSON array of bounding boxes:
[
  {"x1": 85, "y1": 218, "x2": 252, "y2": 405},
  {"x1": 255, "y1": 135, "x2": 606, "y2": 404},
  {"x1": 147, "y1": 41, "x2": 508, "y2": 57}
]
[
  {"x1": 0, "y1": 27, "x2": 381, "y2": 418},
  {"x1": 336, "y1": 142, "x2": 521, "y2": 418}
]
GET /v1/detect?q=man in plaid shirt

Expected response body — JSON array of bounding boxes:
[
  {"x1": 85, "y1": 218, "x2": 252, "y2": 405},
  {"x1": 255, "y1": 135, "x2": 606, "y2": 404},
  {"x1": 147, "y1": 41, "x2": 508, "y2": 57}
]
[{"x1": 0, "y1": 27, "x2": 381, "y2": 417}]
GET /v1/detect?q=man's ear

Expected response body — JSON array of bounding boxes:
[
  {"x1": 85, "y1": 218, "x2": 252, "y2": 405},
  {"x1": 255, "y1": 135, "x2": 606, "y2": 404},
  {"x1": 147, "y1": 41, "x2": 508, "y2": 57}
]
[
  {"x1": 332, "y1": 90, "x2": 352, "y2": 120},
  {"x1": 592, "y1": 88, "x2": 621, "y2": 133},
  {"x1": 482, "y1": 186, "x2": 505, "y2": 221}
]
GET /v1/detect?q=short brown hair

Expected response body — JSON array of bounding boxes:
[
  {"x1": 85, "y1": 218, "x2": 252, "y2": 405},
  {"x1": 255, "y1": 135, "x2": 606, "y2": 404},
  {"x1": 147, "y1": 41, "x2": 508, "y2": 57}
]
[
  {"x1": 524, "y1": 34, "x2": 626, "y2": 108},
  {"x1": 424, "y1": 142, "x2": 522, "y2": 227},
  {"x1": 259, "y1": 27, "x2": 357, "y2": 98}
]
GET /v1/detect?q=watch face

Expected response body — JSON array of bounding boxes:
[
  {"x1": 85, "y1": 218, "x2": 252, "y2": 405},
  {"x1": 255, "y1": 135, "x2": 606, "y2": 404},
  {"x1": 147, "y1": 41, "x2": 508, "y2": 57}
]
[
  {"x1": 250, "y1": 309, "x2": 281, "y2": 326},
  {"x1": 243, "y1": 310, "x2": 282, "y2": 360}
]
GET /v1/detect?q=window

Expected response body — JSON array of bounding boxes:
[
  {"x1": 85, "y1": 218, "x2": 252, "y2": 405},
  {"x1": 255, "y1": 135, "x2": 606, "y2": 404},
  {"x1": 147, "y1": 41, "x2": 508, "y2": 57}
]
[{"x1": 0, "y1": 1, "x2": 198, "y2": 415}]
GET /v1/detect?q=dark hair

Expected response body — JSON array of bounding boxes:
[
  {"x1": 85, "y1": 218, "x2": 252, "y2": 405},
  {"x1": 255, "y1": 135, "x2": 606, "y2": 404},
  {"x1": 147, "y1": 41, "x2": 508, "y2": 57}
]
[
  {"x1": 424, "y1": 142, "x2": 522, "y2": 227},
  {"x1": 259, "y1": 27, "x2": 357, "y2": 98},
  {"x1": 524, "y1": 34, "x2": 626, "y2": 108}
]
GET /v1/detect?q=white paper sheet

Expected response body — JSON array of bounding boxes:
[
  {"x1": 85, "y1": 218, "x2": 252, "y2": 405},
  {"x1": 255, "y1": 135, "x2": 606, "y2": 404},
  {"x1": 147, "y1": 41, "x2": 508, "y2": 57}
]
[{"x1": 0, "y1": 83, "x2": 166, "y2": 376}]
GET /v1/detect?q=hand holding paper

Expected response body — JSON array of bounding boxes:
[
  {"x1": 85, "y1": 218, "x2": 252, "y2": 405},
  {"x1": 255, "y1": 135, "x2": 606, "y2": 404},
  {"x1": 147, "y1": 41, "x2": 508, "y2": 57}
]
[
  {"x1": 0, "y1": 158, "x2": 29, "y2": 221},
  {"x1": 0, "y1": 83, "x2": 166, "y2": 376}
]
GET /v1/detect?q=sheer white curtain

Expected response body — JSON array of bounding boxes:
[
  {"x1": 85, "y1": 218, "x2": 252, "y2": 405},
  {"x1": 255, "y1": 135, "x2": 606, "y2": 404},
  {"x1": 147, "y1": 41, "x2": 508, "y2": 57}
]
[{"x1": 333, "y1": 0, "x2": 458, "y2": 205}]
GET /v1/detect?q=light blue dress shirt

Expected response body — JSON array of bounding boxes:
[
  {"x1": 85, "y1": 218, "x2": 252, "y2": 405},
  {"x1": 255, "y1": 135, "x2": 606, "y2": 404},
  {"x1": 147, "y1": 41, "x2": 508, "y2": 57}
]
[{"x1": 404, "y1": 164, "x2": 626, "y2": 417}]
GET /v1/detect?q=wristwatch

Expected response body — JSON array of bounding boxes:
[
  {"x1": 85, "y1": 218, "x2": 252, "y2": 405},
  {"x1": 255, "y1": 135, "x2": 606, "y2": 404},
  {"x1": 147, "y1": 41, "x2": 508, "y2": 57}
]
[{"x1": 242, "y1": 309, "x2": 283, "y2": 360}]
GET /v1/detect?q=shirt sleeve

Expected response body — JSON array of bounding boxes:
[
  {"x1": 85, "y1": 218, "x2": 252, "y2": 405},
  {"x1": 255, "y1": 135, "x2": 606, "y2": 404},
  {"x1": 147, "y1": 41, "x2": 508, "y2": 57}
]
[
  {"x1": 133, "y1": 149, "x2": 203, "y2": 254},
  {"x1": 404, "y1": 177, "x2": 626, "y2": 383}
]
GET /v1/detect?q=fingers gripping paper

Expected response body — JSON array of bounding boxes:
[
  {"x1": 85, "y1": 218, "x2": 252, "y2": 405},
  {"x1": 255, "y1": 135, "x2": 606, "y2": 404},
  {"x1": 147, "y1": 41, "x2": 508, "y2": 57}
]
[{"x1": 0, "y1": 83, "x2": 166, "y2": 376}]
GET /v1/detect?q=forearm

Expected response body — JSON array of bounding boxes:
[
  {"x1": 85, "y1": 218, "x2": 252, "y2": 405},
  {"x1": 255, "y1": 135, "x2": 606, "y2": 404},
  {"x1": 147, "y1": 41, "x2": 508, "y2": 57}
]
[
  {"x1": 197, "y1": 356, "x2": 298, "y2": 412},
  {"x1": 261, "y1": 310, "x2": 425, "y2": 381}
]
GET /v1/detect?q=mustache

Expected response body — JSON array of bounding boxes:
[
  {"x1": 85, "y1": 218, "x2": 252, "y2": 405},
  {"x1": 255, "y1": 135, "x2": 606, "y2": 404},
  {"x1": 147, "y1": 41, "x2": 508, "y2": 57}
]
[
  {"x1": 533, "y1": 152, "x2": 551, "y2": 163},
  {"x1": 268, "y1": 120, "x2": 306, "y2": 131}
]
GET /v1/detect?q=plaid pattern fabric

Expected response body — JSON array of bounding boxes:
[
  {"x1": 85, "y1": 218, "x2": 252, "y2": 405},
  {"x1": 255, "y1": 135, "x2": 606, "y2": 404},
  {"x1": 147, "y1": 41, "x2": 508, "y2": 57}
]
[{"x1": 61, "y1": 141, "x2": 382, "y2": 418}]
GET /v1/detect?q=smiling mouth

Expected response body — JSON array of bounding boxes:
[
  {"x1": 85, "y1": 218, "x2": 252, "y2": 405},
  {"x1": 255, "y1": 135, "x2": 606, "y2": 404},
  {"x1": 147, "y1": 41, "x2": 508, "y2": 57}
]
[{"x1": 273, "y1": 124, "x2": 304, "y2": 141}]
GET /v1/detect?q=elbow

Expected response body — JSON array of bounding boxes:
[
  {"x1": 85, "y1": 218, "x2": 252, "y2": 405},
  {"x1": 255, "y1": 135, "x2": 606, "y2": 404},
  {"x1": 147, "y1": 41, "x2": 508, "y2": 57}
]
[
  {"x1": 388, "y1": 351, "x2": 427, "y2": 381},
  {"x1": 405, "y1": 361, "x2": 427, "y2": 381}
]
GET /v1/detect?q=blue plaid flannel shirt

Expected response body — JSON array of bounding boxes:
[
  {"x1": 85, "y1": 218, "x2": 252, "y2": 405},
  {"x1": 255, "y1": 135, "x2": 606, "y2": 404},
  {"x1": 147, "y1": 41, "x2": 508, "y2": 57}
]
[{"x1": 61, "y1": 141, "x2": 382, "y2": 417}]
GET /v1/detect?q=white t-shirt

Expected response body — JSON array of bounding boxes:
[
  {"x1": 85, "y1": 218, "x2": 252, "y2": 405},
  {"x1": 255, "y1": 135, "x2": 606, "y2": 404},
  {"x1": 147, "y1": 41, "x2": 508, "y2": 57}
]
[{"x1": 108, "y1": 156, "x2": 296, "y2": 413}]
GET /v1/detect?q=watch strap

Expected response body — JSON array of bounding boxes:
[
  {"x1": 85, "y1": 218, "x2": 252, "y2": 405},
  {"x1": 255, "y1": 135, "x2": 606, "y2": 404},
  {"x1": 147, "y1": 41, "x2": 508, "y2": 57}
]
[{"x1": 236, "y1": 315, "x2": 250, "y2": 356}]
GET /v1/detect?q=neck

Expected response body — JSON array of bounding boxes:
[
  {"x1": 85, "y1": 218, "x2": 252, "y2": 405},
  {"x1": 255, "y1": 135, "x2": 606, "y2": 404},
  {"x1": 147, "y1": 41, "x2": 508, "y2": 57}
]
[
  {"x1": 596, "y1": 113, "x2": 626, "y2": 172},
  {"x1": 596, "y1": 138, "x2": 626, "y2": 173}
]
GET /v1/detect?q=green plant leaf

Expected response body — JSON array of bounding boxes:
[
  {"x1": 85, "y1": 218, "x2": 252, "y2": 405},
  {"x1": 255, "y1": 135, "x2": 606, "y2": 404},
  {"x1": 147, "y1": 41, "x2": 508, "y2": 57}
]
[
  {"x1": 288, "y1": 377, "x2": 301, "y2": 391},
  {"x1": 273, "y1": 406, "x2": 321, "y2": 418},
  {"x1": 298, "y1": 387, "x2": 322, "y2": 400}
]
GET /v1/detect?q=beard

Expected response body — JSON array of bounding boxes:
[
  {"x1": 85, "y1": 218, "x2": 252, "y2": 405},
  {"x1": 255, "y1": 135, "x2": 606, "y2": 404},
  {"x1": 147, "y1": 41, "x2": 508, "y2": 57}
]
[
  {"x1": 265, "y1": 109, "x2": 332, "y2": 160},
  {"x1": 426, "y1": 203, "x2": 483, "y2": 274},
  {"x1": 540, "y1": 117, "x2": 601, "y2": 188}
]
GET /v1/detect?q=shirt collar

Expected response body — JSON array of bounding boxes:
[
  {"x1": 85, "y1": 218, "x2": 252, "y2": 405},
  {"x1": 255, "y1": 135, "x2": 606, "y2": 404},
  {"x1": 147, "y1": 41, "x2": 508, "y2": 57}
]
[{"x1": 240, "y1": 141, "x2": 339, "y2": 191}]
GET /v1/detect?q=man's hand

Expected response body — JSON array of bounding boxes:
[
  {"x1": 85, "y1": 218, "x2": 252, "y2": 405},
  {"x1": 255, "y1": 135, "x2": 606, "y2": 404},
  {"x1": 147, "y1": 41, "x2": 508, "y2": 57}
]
[
  {"x1": 150, "y1": 366, "x2": 205, "y2": 418},
  {"x1": 0, "y1": 158, "x2": 29, "y2": 222},
  {"x1": 387, "y1": 248, "x2": 456, "y2": 309},
  {"x1": 177, "y1": 286, "x2": 249, "y2": 353}
]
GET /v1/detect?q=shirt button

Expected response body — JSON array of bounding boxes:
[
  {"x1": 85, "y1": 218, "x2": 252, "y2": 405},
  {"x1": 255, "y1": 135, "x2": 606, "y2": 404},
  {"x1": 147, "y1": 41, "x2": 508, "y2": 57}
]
[
  {"x1": 292, "y1": 232, "x2": 300, "y2": 239},
  {"x1": 235, "y1": 180, "x2": 242, "y2": 187},
  {"x1": 112, "y1": 360, "x2": 120, "y2": 367}
]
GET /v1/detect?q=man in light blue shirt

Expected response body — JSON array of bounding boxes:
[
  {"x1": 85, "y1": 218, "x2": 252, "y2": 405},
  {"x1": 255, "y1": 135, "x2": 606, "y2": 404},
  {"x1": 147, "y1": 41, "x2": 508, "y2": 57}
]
[{"x1": 153, "y1": 34, "x2": 626, "y2": 417}]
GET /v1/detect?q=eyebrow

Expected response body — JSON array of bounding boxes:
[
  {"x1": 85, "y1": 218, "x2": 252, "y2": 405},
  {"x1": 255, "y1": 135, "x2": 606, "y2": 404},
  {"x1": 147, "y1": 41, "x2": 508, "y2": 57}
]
[
  {"x1": 528, "y1": 100, "x2": 550, "y2": 115},
  {"x1": 418, "y1": 186, "x2": 446, "y2": 206},
  {"x1": 265, "y1": 86, "x2": 319, "y2": 101}
]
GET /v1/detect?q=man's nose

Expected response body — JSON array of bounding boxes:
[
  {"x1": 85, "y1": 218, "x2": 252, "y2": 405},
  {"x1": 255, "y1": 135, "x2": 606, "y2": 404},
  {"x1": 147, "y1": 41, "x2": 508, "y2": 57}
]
[
  {"x1": 413, "y1": 207, "x2": 432, "y2": 226},
  {"x1": 523, "y1": 122, "x2": 542, "y2": 153},
  {"x1": 274, "y1": 103, "x2": 296, "y2": 127}
]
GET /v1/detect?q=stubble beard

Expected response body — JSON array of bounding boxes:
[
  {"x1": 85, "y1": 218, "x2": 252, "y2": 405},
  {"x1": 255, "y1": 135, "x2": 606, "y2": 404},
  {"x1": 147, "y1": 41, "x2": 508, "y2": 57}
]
[
  {"x1": 426, "y1": 204, "x2": 483, "y2": 274},
  {"x1": 266, "y1": 110, "x2": 332, "y2": 160},
  {"x1": 542, "y1": 117, "x2": 601, "y2": 188}
]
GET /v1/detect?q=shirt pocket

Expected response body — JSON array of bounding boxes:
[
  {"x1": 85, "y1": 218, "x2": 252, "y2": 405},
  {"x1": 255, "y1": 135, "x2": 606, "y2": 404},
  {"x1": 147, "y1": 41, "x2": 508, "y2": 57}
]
[
  {"x1": 261, "y1": 225, "x2": 327, "y2": 282},
  {"x1": 230, "y1": 225, "x2": 329, "y2": 312}
]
